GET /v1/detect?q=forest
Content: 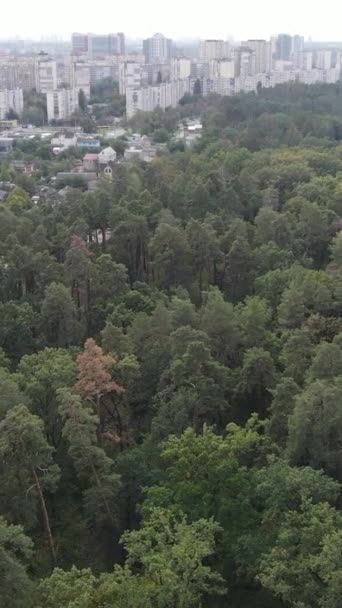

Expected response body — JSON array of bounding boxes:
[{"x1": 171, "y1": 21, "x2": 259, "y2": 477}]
[{"x1": 2, "y1": 81, "x2": 342, "y2": 607}]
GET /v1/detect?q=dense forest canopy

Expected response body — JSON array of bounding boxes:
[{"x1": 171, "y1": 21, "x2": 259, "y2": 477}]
[{"x1": 2, "y1": 81, "x2": 342, "y2": 607}]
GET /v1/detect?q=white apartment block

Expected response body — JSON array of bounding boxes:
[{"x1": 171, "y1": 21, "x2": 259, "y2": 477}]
[
  {"x1": 119, "y1": 61, "x2": 144, "y2": 94},
  {"x1": 293, "y1": 51, "x2": 313, "y2": 71},
  {"x1": 171, "y1": 57, "x2": 192, "y2": 80},
  {"x1": 89, "y1": 61, "x2": 119, "y2": 85},
  {"x1": 0, "y1": 57, "x2": 35, "y2": 90},
  {"x1": 315, "y1": 50, "x2": 332, "y2": 70},
  {"x1": 0, "y1": 88, "x2": 24, "y2": 120},
  {"x1": 243, "y1": 40, "x2": 272, "y2": 73},
  {"x1": 126, "y1": 79, "x2": 191, "y2": 118},
  {"x1": 46, "y1": 88, "x2": 78, "y2": 122},
  {"x1": 209, "y1": 59, "x2": 235, "y2": 79},
  {"x1": 143, "y1": 34, "x2": 172, "y2": 64},
  {"x1": 70, "y1": 61, "x2": 91, "y2": 96},
  {"x1": 199, "y1": 40, "x2": 230, "y2": 62},
  {"x1": 35, "y1": 57, "x2": 58, "y2": 93}
]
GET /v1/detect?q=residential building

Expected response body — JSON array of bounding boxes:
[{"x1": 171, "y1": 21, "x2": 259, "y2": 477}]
[
  {"x1": 72, "y1": 33, "x2": 125, "y2": 57},
  {"x1": 199, "y1": 40, "x2": 230, "y2": 62},
  {"x1": 0, "y1": 88, "x2": 24, "y2": 120},
  {"x1": 126, "y1": 78, "x2": 191, "y2": 118},
  {"x1": 98, "y1": 146, "x2": 117, "y2": 178},
  {"x1": 144, "y1": 63, "x2": 170, "y2": 84},
  {"x1": 71, "y1": 33, "x2": 89, "y2": 55},
  {"x1": 171, "y1": 57, "x2": 192, "y2": 80},
  {"x1": 70, "y1": 61, "x2": 91, "y2": 96},
  {"x1": 143, "y1": 34, "x2": 172, "y2": 64},
  {"x1": 119, "y1": 61, "x2": 144, "y2": 94},
  {"x1": 296, "y1": 51, "x2": 313, "y2": 70},
  {"x1": 292, "y1": 35, "x2": 305, "y2": 55},
  {"x1": 50, "y1": 132, "x2": 77, "y2": 151},
  {"x1": 46, "y1": 88, "x2": 78, "y2": 122},
  {"x1": 35, "y1": 55, "x2": 58, "y2": 92},
  {"x1": 238, "y1": 49, "x2": 256, "y2": 78},
  {"x1": 0, "y1": 57, "x2": 35, "y2": 90},
  {"x1": 315, "y1": 50, "x2": 332, "y2": 70},
  {"x1": 88, "y1": 33, "x2": 125, "y2": 58},
  {"x1": 89, "y1": 61, "x2": 119, "y2": 85},
  {"x1": 76, "y1": 135, "x2": 100, "y2": 148},
  {"x1": 209, "y1": 59, "x2": 235, "y2": 79},
  {"x1": 243, "y1": 40, "x2": 272, "y2": 73},
  {"x1": 276, "y1": 34, "x2": 292, "y2": 60},
  {"x1": 83, "y1": 153, "x2": 98, "y2": 171}
]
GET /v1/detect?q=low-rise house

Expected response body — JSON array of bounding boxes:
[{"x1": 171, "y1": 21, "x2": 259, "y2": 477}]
[
  {"x1": 83, "y1": 153, "x2": 98, "y2": 172},
  {"x1": 10, "y1": 160, "x2": 35, "y2": 175},
  {"x1": 98, "y1": 146, "x2": 117, "y2": 178},
  {"x1": 76, "y1": 136, "x2": 100, "y2": 149},
  {"x1": 50, "y1": 132, "x2": 77, "y2": 150}
]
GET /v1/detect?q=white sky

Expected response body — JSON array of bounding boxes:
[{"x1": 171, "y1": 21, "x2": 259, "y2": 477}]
[{"x1": 1, "y1": 0, "x2": 341, "y2": 41}]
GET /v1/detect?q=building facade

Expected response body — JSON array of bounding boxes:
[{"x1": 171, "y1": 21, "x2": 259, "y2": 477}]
[
  {"x1": 72, "y1": 33, "x2": 125, "y2": 57},
  {"x1": 244, "y1": 40, "x2": 272, "y2": 73},
  {"x1": 276, "y1": 34, "x2": 292, "y2": 60},
  {"x1": 70, "y1": 61, "x2": 91, "y2": 96},
  {"x1": 171, "y1": 57, "x2": 192, "y2": 80},
  {"x1": 126, "y1": 78, "x2": 191, "y2": 117},
  {"x1": 119, "y1": 61, "x2": 144, "y2": 94},
  {"x1": 35, "y1": 56, "x2": 58, "y2": 92},
  {"x1": 199, "y1": 39, "x2": 230, "y2": 62},
  {"x1": 0, "y1": 88, "x2": 24, "y2": 120},
  {"x1": 143, "y1": 34, "x2": 172, "y2": 64},
  {"x1": 46, "y1": 88, "x2": 78, "y2": 122}
]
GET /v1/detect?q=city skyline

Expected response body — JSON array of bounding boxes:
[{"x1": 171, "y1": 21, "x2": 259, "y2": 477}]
[{"x1": 1, "y1": 0, "x2": 342, "y2": 42}]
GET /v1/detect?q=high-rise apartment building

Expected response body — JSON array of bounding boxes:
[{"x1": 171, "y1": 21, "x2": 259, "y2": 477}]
[
  {"x1": 126, "y1": 78, "x2": 190, "y2": 117},
  {"x1": 0, "y1": 88, "x2": 24, "y2": 120},
  {"x1": 46, "y1": 88, "x2": 78, "y2": 122},
  {"x1": 88, "y1": 33, "x2": 125, "y2": 58},
  {"x1": 276, "y1": 34, "x2": 292, "y2": 60},
  {"x1": 209, "y1": 59, "x2": 235, "y2": 79},
  {"x1": 71, "y1": 33, "x2": 89, "y2": 55},
  {"x1": 89, "y1": 61, "x2": 119, "y2": 85},
  {"x1": 72, "y1": 33, "x2": 125, "y2": 58},
  {"x1": 0, "y1": 57, "x2": 35, "y2": 91},
  {"x1": 292, "y1": 35, "x2": 305, "y2": 55},
  {"x1": 244, "y1": 40, "x2": 272, "y2": 73},
  {"x1": 235, "y1": 48, "x2": 256, "y2": 78},
  {"x1": 70, "y1": 61, "x2": 91, "y2": 96},
  {"x1": 199, "y1": 40, "x2": 230, "y2": 62},
  {"x1": 171, "y1": 57, "x2": 192, "y2": 80},
  {"x1": 315, "y1": 50, "x2": 332, "y2": 70},
  {"x1": 35, "y1": 55, "x2": 58, "y2": 92},
  {"x1": 143, "y1": 34, "x2": 172, "y2": 64},
  {"x1": 294, "y1": 51, "x2": 313, "y2": 70},
  {"x1": 119, "y1": 61, "x2": 144, "y2": 94}
]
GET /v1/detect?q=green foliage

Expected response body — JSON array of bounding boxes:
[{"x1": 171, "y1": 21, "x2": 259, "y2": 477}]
[
  {"x1": 0, "y1": 517, "x2": 33, "y2": 608},
  {"x1": 2, "y1": 81, "x2": 342, "y2": 608}
]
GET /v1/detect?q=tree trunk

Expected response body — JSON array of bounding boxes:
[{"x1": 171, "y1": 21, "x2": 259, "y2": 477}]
[
  {"x1": 90, "y1": 460, "x2": 115, "y2": 527},
  {"x1": 31, "y1": 466, "x2": 56, "y2": 566},
  {"x1": 101, "y1": 227, "x2": 106, "y2": 252},
  {"x1": 96, "y1": 392, "x2": 103, "y2": 443},
  {"x1": 199, "y1": 268, "x2": 203, "y2": 303},
  {"x1": 22, "y1": 276, "x2": 27, "y2": 298}
]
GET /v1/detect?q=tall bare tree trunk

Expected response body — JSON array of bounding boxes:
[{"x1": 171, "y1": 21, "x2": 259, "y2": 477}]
[
  {"x1": 90, "y1": 460, "x2": 115, "y2": 526},
  {"x1": 31, "y1": 466, "x2": 56, "y2": 566}
]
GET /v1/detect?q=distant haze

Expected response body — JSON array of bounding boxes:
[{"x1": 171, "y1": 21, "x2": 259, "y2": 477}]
[{"x1": 1, "y1": 0, "x2": 342, "y2": 41}]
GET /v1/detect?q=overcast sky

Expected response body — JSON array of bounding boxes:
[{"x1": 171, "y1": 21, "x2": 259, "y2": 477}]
[{"x1": 1, "y1": 0, "x2": 341, "y2": 41}]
